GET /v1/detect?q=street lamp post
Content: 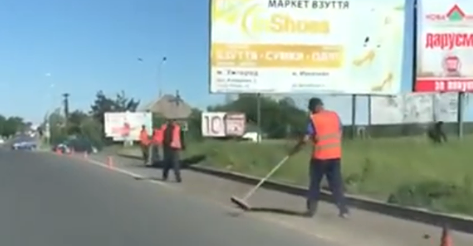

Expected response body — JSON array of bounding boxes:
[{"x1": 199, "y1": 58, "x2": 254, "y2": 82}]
[
  {"x1": 47, "y1": 83, "x2": 55, "y2": 146},
  {"x1": 137, "y1": 56, "x2": 167, "y2": 99},
  {"x1": 62, "y1": 93, "x2": 70, "y2": 130},
  {"x1": 159, "y1": 56, "x2": 166, "y2": 98}
]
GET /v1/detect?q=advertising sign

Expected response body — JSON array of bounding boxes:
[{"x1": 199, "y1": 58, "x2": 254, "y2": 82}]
[
  {"x1": 370, "y1": 92, "x2": 458, "y2": 125},
  {"x1": 224, "y1": 112, "x2": 246, "y2": 136},
  {"x1": 210, "y1": 0, "x2": 405, "y2": 94},
  {"x1": 415, "y1": 0, "x2": 473, "y2": 92},
  {"x1": 104, "y1": 112, "x2": 153, "y2": 141},
  {"x1": 201, "y1": 112, "x2": 246, "y2": 137}
]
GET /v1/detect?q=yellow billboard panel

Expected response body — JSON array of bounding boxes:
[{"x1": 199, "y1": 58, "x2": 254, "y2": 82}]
[{"x1": 210, "y1": 0, "x2": 406, "y2": 94}]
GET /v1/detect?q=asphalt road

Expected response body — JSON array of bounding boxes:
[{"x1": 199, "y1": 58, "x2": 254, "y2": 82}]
[{"x1": 0, "y1": 149, "x2": 336, "y2": 246}]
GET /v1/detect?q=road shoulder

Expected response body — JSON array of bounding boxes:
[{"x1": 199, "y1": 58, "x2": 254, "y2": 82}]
[{"x1": 72, "y1": 153, "x2": 473, "y2": 246}]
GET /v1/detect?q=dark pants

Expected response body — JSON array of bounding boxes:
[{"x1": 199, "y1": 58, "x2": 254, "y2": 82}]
[
  {"x1": 141, "y1": 144, "x2": 149, "y2": 164},
  {"x1": 307, "y1": 158, "x2": 348, "y2": 214},
  {"x1": 150, "y1": 145, "x2": 160, "y2": 166},
  {"x1": 162, "y1": 148, "x2": 181, "y2": 182}
]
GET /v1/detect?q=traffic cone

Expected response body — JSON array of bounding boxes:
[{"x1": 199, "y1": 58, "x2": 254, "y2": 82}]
[
  {"x1": 107, "y1": 156, "x2": 114, "y2": 169},
  {"x1": 440, "y1": 225, "x2": 452, "y2": 246}
]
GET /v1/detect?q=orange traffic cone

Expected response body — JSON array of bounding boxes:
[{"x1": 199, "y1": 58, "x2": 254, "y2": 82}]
[
  {"x1": 107, "y1": 156, "x2": 114, "y2": 169},
  {"x1": 440, "y1": 225, "x2": 452, "y2": 246}
]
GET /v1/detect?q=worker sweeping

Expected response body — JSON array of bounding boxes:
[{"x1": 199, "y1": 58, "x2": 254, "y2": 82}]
[
  {"x1": 139, "y1": 125, "x2": 150, "y2": 165},
  {"x1": 289, "y1": 97, "x2": 349, "y2": 218},
  {"x1": 161, "y1": 119, "x2": 185, "y2": 183}
]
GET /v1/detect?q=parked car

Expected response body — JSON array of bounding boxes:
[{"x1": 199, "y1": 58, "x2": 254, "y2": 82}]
[
  {"x1": 52, "y1": 143, "x2": 70, "y2": 154},
  {"x1": 52, "y1": 137, "x2": 98, "y2": 154},
  {"x1": 12, "y1": 141, "x2": 36, "y2": 150}
]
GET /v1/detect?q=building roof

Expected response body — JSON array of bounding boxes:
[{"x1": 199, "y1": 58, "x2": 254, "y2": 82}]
[{"x1": 141, "y1": 94, "x2": 192, "y2": 119}]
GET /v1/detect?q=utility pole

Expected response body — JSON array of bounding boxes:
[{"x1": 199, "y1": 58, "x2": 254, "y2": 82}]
[
  {"x1": 174, "y1": 90, "x2": 180, "y2": 106},
  {"x1": 159, "y1": 57, "x2": 167, "y2": 98},
  {"x1": 62, "y1": 93, "x2": 70, "y2": 129}
]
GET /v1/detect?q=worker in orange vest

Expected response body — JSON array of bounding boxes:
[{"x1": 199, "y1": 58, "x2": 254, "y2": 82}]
[
  {"x1": 139, "y1": 125, "x2": 150, "y2": 165},
  {"x1": 150, "y1": 126, "x2": 164, "y2": 166},
  {"x1": 289, "y1": 97, "x2": 348, "y2": 218},
  {"x1": 161, "y1": 119, "x2": 185, "y2": 183}
]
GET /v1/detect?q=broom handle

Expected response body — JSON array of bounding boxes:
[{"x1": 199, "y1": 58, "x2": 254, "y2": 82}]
[{"x1": 242, "y1": 155, "x2": 290, "y2": 200}]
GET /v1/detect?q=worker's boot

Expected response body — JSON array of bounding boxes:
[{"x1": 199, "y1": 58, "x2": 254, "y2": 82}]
[
  {"x1": 304, "y1": 200, "x2": 317, "y2": 217},
  {"x1": 175, "y1": 174, "x2": 182, "y2": 183},
  {"x1": 162, "y1": 171, "x2": 168, "y2": 182},
  {"x1": 338, "y1": 206, "x2": 350, "y2": 219}
]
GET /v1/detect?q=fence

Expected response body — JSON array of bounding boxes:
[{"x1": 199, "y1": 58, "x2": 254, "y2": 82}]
[
  {"x1": 317, "y1": 92, "x2": 471, "y2": 139},
  {"x1": 213, "y1": 92, "x2": 472, "y2": 140}
]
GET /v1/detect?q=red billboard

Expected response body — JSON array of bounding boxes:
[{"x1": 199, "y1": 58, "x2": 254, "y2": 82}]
[{"x1": 415, "y1": 2, "x2": 473, "y2": 92}]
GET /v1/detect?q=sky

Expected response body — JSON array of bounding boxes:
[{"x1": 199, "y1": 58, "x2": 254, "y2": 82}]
[{"x1": 0, "y1": 0, "x2": 471, "y2": 124}]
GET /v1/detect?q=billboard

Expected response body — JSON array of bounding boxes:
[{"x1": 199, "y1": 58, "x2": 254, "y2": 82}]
[
  {"x1": 370, "y1": 92, "x2": 458, "y2": 125},
  {"x1": 415, "y1": 0, "x2": 473, "y2": 92},
  {"x1": 104, "y1": 112, "x2": 153, "y2": 141},
  {"x1": 210, "y1": 0, "x2": 405, "y2": 94},
  {"x1": 201, "y1": 112, "x2": 246, "y2": 137}
]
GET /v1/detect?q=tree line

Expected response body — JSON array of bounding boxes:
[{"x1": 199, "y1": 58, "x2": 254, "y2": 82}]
[
  {"x1": 6, "y1": 90, "x2": 460, "y2": 144},
  {"x1": 48, "y1": 90, "x2": 455, "y2": 145},
  {"x1": 0, "y1": 115, "x2": 28, "y2": 138},
  {"x1": 42, "y1": 92, "x2": 309, "y2": 146},
  {"x1": 46, "y1": 91, "x2": 140, "y2": 147}
]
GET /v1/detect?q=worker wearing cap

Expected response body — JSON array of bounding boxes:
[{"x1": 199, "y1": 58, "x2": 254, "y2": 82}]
[
  {"x1": 161, "y1": 119, "x2": 185, "y2": 183},
  {"x1": 289, "y1": 97, "x2": 349, "y2": 218},
  {"x1": 139, "y1": 125, "x2": 150, "y2": 165}
]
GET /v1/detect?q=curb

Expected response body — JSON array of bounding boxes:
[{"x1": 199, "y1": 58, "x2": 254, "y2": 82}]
[{"x1": 117, "y1": 153, "x2": 473, "y2": 234}]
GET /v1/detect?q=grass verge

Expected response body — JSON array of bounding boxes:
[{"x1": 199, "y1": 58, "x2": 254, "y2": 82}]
[{"x1": 118, "y1": 136, "x2": 473, "y2": 216}]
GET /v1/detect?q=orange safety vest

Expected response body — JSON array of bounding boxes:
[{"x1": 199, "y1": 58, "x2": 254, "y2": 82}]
[
  {"x1": 139, "y1": 129, "x2": 150, "y2": 145},
  {"x1": 310, "y1": 110, "x2": 342, "y2": 160},
  {"x1": 152, "y1": 128, "x2": 163, "y2": 145},
  {"x1": 162, "y1": 123, "x2": 182, "y2": 149}
]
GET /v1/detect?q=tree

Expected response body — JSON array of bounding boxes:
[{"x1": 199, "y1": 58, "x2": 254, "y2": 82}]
[
  {"x1": 90, "y1": 91, "x2": 118, "y2": 124},
  {"x1": 279, "y1": 97, "x2": 296, "y2": 107},
  {"x1": 47, "y1": 110, "x2": 67, "y2": 144},
  {"x1": 186, "y1": 108, "x2": 203, "y2": 141},
  {"x1": 115, "y1": 91, "x2": 140, "y2": 112},
  {"x1": 67, "y1": 110, "x2": 89, "y2": 135},
  {"x1": 0, "y1": 114, "x2": 5, "y2": 137},
  {"x1": 46, "y1": 108, "x2": 105, "y2": 147},
  {"x1": 79, "y1": 116, "x2": 104, "y2": 149},
  {"x1": 1, "y1": 116, "x2": 25, "y2": 137},
  {"x1": 90, "y1": 90, "x2": 140, "y2": 125}
]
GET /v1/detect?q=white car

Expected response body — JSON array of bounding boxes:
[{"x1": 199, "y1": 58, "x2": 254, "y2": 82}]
[{"x1": 12, "y1": 141, "x2": 36, "y2": 150}]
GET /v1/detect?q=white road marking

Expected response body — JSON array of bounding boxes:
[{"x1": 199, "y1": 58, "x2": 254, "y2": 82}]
[
  {"x1": 58, "y1": 153, "x2": 343, "y2": 245},
  {"x1": 84, "y1": 157, "x2": 177, "y2": 190}
]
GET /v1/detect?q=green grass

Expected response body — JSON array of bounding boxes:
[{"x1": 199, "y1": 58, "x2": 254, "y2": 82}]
[{"x1": 118, "y1": 136, "x2": 473, "y2": 216}]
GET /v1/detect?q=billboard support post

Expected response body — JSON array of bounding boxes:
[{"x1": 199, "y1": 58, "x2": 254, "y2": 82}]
[
  {"x1": 256, "y1": 93, "x2": 261, "y2": 143},
  {"x1": 351, "y1": 94, "x2": 357, "y2": 139},
  {"x1": 457, "y1": 92, "x2": 464, "y2": 138},
  {"x1": 367, "y1": 95, "x2": 372, "y2": 136}
]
